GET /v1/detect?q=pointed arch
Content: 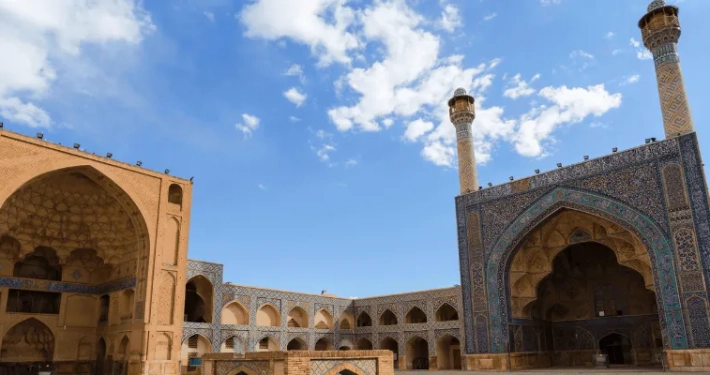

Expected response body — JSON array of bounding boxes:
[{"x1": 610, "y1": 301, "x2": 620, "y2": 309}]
[
  {"x1": 256, "y1": 303, "x2": 280, "y2": 327},
  {"x1": 255, "y1": 336, "x2": 278, "y2": 351},
  {"x1": 356, "y1": 338, "x2": 373, "y2": 350},
  {"x1": 314, "y1": 308, "x2": 334, "y2": 329},
  {"x1": 287, "y1": 306, "x2": 308, "y2": 328},
  {"x1": 404, "y1": 306, "x2": 427, "y2": 324},
  {"x1": 338, "y1": 312, "x2": 354, "y2": 330},
  {"x1": 379, "y1": 309, "x2": 398, "y2": 326},
  {"x1": 0, "y1": 318, "x2": 54, "y2": 362},
  {"x1": 185, "y1": 275, "x2": 214, "y2": 323},
  {"x1": 356, "y1": 311, "x2": 372, "y2": 327},
  {"x1": 287, "y1": 337, "x2": 308, "y2": 351},
  {"x1": 222, "y1": 300, "x2": 249, "y2": 325},
  {"x1": 315, "y1": 337, "x2": 334, "y2": 351},
  {"x1": 485, "y1": 187, "x2": 686, "y2": 352},
  {"x1": 405, "y1": 336, "x2": 429, "y2": 369},
  {"x1": 434, "y1": 303, "x2": 458, "y2": 322}
]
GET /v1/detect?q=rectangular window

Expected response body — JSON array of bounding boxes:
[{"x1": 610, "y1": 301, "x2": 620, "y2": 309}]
[
  {"x1": 188, "y1": 335, "x2": 198, "y2": 349},
  {"x1": 6, "y1": 290, "x2": 61, "y2": 314}
]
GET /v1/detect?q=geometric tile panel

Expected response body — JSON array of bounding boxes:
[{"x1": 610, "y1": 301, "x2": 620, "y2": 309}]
[
  {"x1": 215, "y1": 360, "x2": 270, "y2": 375},
  {"x1": 311, "y1": 359, "x2": 377, "y2": 375}
]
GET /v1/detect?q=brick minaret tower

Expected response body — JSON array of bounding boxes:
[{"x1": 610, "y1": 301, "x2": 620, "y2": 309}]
[
  {"x1": 639, "y1": 0, "x2": 694, "y2": 138},
  {"x1": 448, "y1": 88, "x2": 479, "y2": 194}
]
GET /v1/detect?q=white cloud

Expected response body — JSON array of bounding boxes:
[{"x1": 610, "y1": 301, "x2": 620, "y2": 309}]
[
  {"x1": 246, "y1": 0, "x2": 623, "y2": 168},
  {"x1": 204, "y1": 11, "x2": 215, "y2": 22},
  {"x1": 284, "y1": 87, "x2": 307, "y2": 107},
  {"x1": 439, "y1": 3, "x2": 462, "y2": 32},
  {"x1": 403, "y1": 119, "x2": 434, "y2": 142},
  {"x1": 0, "y1": 97, "x2": 51, "y2": 128},
  {"x1": 483, "y1": 13, "x2": 497, "y2": 21},
  {"x1": 611, "y1": 49, "x2": 623, "y2": 56},
  {"x1": 285, "y1": 64, "x2": 305, "y2": 82},
  {"x1": 289, "y1": 115, "x2": 301, "y2": 122},
  {"x1": 239, "y1": 0, "x2": 361, "y2": 67},
  {"x1": 0, "y1": 0, "x2": 154, "y2": 128},
  {"x1": 258, "y1": 184, "x2": 267, "y2": 190},
  {"x1": 541, "y1": 0, "x2": 561, "y2": 5},
  {"x1": 314, "y1": 143, "x2": 336, "y2": 161},
  {"x1": 345, "y1": 158, "x2": 358, "y2": 167},
  {"x1": 630, "y1": 38, "x2": 653, "y2": 60},
  {"x1": 235, "y1": 113, "x2": 260, "y2": 138},
  {"x1": 605, "y1": 31, "x2": 615, "y2": 39},
  {"x1": 621, "y1": 74, "x2": 640, "y2": 85},
  {"x1": 503, "y1": 73, "x2": 540, "y2": 100},
  {"x1": 513, "y1": 84, "x2": 622, "y2": 157}
]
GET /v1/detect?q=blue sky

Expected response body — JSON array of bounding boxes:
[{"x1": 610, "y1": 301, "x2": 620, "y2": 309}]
[{"x1": 1, "y1": 0, "x2": 709, "y2": 298}]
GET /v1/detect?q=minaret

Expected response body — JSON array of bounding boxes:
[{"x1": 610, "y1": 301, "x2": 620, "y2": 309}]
[
  {"x1": 448, "y1": 88, "x2": 479, "y2": 194},
  {"x1": 639, "y1": 0, "x2": 694, "y2": 138}
]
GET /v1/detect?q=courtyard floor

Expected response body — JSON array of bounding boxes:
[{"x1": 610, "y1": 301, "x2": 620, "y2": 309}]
[{"x1": 396, "y1": 368, "x2": 665, "y2": 374}]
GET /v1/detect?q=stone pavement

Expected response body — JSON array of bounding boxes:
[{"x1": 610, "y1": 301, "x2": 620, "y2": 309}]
[{"x1": 395, "y1": 368, "x2": 666, "y2": 375}]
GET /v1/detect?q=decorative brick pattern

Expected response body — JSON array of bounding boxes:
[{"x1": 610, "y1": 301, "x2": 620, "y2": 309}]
[
  {"x1": 311, "y1": 359, "x2": 377, "y2": 375},
  {"x1": 654, "y1": 57, "x2": 694, "y2": 137}
]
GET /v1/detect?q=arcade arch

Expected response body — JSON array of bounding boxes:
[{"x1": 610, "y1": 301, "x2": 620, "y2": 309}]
[
  {"x1": 356, "y1": 338, "x2": 373, "y2": 350},
  {"x1": 287, "y1": 338, "x2": 307, "y2": 351},
  {"x1": 287, "y1": 306, "x2": 308, "y2": 328},
  {"x1": 436, "y1": 335, "x2": 461, "y2": 370},
  {"x1": 256, "y1": 304, "x2": 280, "y2": 327},
  {"x1": 379, "y1": 309, "x2": 398, "y2": 326},
  {"x1": 338, "y1": 313, "x2": 354, "y2": 330},
  {"x1": 434, "y1": 304, "x2": 458, "y2": 322},
  {"x1": 222, "y1": 300, "x2": 249, "y2": 325},
  {"x1": 380, "y1": 337, "x2": 399, "y2": 367},
  {"x1": 181, "y1": 334, "x2": 211, "y2": 371},
  {"x1": 256, "y1": 337, "x2": 279, "y2": 351},
  {"x1": 404, "y1": 307, "x2": 427, "y2": 324},
  {"x1": 315, "y1": 337, "x2": 334, "y2": 351},
  {"x1": 314, "y1": 309, "x2": 334, "y2": 329},
  {"x1": 405, "y1": 336, "x2": 429, "y2": 369},
  {"x1": 184, "y1": 275, "x2": 214, "y2": 323},
  {"x1": 356, "y1": 312, "x2": 372, "y2": 327}
]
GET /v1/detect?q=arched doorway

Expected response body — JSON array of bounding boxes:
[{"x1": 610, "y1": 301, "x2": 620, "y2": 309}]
[
  {"x1": 406, "y1": 337, "x2": 429, "y2": 370},
  {"x1": 380, "y1": 337, "x2": 399, "y2": 368},
  {"x1": 184, "y1": 275, "x2": 214, "y2": 323},
  {"x1": 181, "y1": 334, "x2": 211, "y2": 372},
  {"x1": 287, "y1": 338, "x2": 307, "y2": 351},
  {"x1": 600, "y1": 333, "x2": 633, "y2": 365},
  {"x1": 0, "y1": 318, "x2": 54, "y2": 362},
  {"x1": 315, "y1": 338, "x2": 333, "y2": 351},
  {"x1": 356, "y1": 338, "x2": 372, "y2": 350},
  {"x1": 436, "y1": 335, "x2": 461, "y2": 370}
]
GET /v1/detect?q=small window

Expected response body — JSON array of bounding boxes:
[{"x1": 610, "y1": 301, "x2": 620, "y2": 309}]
[
  {"x1": 188, "y1": 335, "x2": 198, "y2": 349},
  {"x1": 226, "y1": 337, "x2": 234, "y2": 349},
  {"x1": 259, "y1": 338, "x2": 269, "y2": 350},
  {"x1": 168, "y1": 184, "x2": 183, "y2": 206}
]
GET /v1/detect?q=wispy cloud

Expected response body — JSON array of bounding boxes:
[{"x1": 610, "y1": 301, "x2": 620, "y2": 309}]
[
  {"x1": 284, "y1": 87, "x2": 307, "y2": 107},
  {"x1": 483, "y1": 13, "x2": 497, "y2": 21},
  {"x1": 235, "y1": 113, "x2": 260, "y2": 138}
]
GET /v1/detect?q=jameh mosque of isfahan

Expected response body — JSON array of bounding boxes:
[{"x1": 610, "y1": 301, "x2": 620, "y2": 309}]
[{"x1": 0, "y1": 1, "x2": 709, "y2": 374}]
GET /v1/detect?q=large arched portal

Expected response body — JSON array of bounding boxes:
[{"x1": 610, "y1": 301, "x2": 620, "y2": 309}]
[
  {"x1": 0, "y1": 166, "x2": 151, "y2": 370},
  {"x1": 405, "y1": 337, "x2": 429, "y2": 370},
  {"x1": 505, "y1": 208, "x2": 664, "y2": 368}
]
